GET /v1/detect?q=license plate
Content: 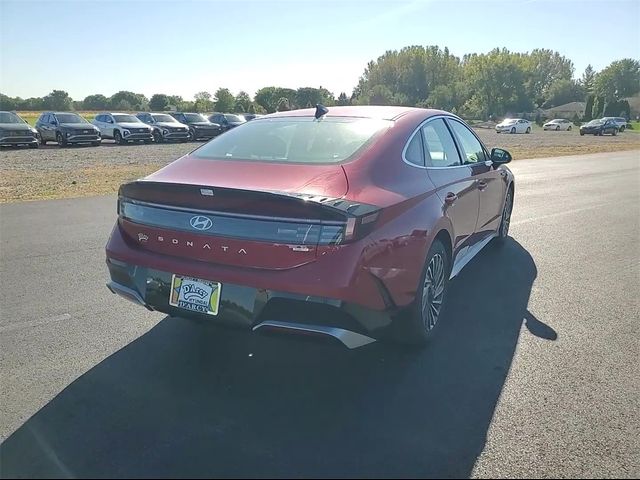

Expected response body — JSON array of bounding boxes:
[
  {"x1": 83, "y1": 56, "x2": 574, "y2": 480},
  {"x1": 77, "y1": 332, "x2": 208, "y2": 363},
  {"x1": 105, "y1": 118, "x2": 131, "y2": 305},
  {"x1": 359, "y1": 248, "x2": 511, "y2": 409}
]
[{"x1": 169, "y1": 275, "x2": 221, "y2": 316}]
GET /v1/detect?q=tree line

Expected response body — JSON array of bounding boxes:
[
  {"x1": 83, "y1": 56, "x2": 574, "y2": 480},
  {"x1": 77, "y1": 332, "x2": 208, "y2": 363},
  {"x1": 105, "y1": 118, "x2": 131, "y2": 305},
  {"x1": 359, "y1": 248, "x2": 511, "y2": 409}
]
[{"x1": 1, "y1": 46, "x2": 638, "y2": 120}]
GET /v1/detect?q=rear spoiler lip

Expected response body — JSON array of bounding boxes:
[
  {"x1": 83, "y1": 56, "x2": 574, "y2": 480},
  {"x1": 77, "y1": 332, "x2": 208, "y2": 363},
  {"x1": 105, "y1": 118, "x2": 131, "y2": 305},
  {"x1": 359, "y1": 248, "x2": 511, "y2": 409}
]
[{"x1": 119, "y1": 180, "x2": 379, "y2": 219}]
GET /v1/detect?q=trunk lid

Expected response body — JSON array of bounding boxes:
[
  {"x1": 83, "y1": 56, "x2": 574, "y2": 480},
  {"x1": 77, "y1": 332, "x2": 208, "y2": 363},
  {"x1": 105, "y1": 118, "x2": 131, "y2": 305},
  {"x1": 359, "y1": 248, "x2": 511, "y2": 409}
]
[{"x1": 117, "y1": 156, "x2": 354, "y2": 270}]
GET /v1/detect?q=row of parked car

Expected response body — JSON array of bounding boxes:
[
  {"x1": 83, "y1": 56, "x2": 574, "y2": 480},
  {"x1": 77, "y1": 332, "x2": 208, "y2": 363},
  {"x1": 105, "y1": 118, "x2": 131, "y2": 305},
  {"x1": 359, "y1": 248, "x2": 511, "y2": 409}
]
[
  {"x1": 494, "y1": 116, "x2": 630, "y2": 135},
  {"x1": 0, "y1": 110, "x2": 263, "y2": 148}
]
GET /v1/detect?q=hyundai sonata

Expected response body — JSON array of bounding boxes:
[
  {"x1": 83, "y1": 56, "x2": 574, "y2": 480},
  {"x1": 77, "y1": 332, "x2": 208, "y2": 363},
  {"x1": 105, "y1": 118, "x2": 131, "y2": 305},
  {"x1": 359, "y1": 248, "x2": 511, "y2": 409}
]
[{"x1": 106, "y1": 106, "x2": 515, "y2": 347}]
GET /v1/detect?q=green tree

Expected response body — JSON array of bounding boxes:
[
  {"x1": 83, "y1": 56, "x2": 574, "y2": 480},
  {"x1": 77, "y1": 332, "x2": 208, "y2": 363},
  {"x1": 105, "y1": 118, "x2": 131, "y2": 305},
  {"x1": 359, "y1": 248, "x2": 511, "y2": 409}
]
[
  {"x1": 82, "y1": 94, "x2": 109, "y2": 110},
  {"x1": 592, "y1": 97, "x2": 604, "y2": 119},
  {"x1": 254, "y1": 87, "x2": 296, "y2": 113},
  {"x1": 462, "y1": 49, "x2": 532, "y2": 119},
  {"x1": 594, "y1": 59, "x2": 640, "y2": 115},
  {"x1": 541, "y1": 79, "x2": 585, "y2": 108},
  {"x1": 42, "y1": 90, "x2": 73, "y2": 110},
  {"x1": 583, "y1": 95, "x2": 595, "y2": 121},
  {"x1": 521, "y1": 49, "x2": 574, "y2": 107},
  {"x1": 0, "y1": 93, "x2": 18, "y2": 110},
  {"x1": 336, "y1": 92, "x2": 350, "y2": 106},
  {"x1": 234, "y1": 91, "x2": 252, "y2": 112},
  {"x1": 109, "y1": 91, "x2": 148, "y2": 111},
  {"x1": 295, "y1": 87, "x2": 335, "y2": 108},
  {"x1": 214, "y1": 88, "x2": 235, "y2": 112},
  {"x1": 194, "y1": 91, "x2": 213, "y2": 112},
  {"x1": 149, "y1": 94, "x2": 170, "y2": 111},
  {"x1": 580, "y1": 64, "x2": 596, "y2": 94}
]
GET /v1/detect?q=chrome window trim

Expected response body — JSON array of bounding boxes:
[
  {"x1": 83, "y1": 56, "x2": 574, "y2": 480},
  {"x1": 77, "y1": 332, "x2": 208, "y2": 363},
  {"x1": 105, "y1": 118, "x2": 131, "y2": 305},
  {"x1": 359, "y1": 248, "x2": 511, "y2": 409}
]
[{"x1": 402, "y1": 115, "x2": 466, "y2": 170}]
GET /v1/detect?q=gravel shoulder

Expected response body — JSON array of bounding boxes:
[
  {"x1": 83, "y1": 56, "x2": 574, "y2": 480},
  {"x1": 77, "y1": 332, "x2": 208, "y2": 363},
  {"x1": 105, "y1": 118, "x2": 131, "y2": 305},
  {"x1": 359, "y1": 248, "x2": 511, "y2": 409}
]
[{"x1": 1, "y1": 131, "x2": 639, "y2": 203}]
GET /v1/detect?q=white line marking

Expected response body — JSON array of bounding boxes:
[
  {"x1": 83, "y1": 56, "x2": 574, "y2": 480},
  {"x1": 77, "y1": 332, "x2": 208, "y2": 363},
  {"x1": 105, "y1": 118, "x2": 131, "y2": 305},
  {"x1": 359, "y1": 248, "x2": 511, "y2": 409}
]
[{"x1": 0, "y1": 314, "x2": 72, "y2": 334}]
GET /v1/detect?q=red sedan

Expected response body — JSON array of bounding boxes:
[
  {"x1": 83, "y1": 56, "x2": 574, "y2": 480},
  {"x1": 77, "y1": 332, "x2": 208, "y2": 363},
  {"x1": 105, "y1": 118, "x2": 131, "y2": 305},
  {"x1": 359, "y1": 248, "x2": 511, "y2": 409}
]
[{"x1": 106, "y1": 106, "x2": 515, "y2": 348}]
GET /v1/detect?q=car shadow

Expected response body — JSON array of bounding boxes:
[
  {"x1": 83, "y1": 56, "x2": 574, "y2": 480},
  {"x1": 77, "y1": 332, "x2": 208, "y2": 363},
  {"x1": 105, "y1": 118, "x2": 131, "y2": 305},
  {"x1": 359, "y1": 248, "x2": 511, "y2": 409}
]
[{"x1": 0, "y1": 238, "x2": 554, "y2": 478}]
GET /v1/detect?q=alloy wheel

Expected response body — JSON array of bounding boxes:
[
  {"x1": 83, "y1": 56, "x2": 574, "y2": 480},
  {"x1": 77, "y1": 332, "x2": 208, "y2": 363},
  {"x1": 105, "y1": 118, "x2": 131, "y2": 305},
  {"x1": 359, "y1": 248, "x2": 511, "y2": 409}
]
[
  {"x1": 421, "y1": 253, "x2": 446, "y2": 332},
  {"x1": 500, "y1": 191, "x2": 513, "y2": 238}
]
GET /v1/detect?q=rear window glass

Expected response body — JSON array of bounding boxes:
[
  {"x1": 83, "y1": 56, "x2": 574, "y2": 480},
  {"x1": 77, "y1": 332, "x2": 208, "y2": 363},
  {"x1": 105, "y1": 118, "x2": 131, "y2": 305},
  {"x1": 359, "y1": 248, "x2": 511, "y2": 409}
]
[{"x1": 193, "y1": 117, "x2": 392, "y2": 164}]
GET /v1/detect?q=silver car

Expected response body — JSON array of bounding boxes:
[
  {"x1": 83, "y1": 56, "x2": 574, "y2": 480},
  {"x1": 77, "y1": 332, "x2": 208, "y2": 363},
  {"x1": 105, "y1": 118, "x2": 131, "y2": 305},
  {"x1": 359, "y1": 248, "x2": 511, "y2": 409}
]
[
  {"x1": 92, "y1": 112, "x2": 154, "y2": 144},
  {"x1": 135, "y1": 113, "x2": 190, "y2": 143}
]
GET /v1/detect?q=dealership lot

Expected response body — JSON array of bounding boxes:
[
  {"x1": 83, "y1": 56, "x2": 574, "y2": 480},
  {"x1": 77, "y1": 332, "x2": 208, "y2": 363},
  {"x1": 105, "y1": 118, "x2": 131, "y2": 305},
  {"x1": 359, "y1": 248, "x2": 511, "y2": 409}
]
[
  {"x1": 0, "y1": 150, "x2": 638, "y2": 477},
  {"x1": 1, "y1": 129, "x2": 640, "y2": 203}
]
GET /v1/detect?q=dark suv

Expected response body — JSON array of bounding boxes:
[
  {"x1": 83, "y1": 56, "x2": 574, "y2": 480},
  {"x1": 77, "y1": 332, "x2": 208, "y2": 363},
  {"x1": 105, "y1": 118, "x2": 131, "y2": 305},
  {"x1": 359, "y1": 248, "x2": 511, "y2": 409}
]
[
  {"x1": 209, "y1": 112, "x2": 246, "y2": 132},
  {"x1": 0, "y1": 111, "x2": 39, "y2": 148},
  {"x1": 168, "y1": 112, "x2": 221, "y2": 141},
  {"x1": 36, "y1": 112, "x2": 101, "y2": 147},
  {"x1": 136, "y1": 112, "x2": 190, "y2": 143}
]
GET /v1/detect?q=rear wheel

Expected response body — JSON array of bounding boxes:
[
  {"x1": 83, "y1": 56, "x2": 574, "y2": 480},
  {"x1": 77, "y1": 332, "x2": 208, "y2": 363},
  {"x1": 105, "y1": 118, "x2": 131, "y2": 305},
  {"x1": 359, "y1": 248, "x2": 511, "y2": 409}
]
[
  {"x1": 612, "y1": 129, "x2": 617, "y2": 136},
  {"x1": 620, "y1": 126, "x2": 625, "y2": 132},
  {"x1": 188, "y1": 128, "x2": 195, "y2": 141},
  {"x1": 495, "y1": 187, "x2": 514, "y2": 244},
  {"x1": 510, "y1": 127, "x2": 516, "y2": 134},
  {"x1": 526, "y1": 127, "x2": 531, "y2": 134},
  {"x1": 153, "y1": 130, "x2": 163, "y2": 143},
  {"x1": 395, "y1": 240, "x2": 450, "y2": 346}
]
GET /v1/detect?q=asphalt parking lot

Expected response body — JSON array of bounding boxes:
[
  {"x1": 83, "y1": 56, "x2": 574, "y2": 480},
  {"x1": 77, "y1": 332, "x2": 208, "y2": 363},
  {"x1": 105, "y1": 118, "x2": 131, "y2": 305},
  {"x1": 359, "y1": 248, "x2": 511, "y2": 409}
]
[{"x1": 0, "y1": 150, "x2": 639, "y2": 478}]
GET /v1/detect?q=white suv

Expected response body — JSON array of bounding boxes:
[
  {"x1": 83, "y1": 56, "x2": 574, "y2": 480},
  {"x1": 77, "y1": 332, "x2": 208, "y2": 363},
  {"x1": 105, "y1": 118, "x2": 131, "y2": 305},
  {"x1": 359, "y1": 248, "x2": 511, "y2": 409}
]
[{"x1": 92, "y1": 112, "x2": 154, "y2": 144}]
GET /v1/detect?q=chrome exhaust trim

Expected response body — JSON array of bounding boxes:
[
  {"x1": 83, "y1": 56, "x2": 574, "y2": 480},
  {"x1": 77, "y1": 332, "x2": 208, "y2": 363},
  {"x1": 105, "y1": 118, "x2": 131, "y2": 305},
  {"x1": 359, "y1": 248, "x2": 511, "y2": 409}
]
[
  {"x1": 106, "y1": 281, "x2": 154, "y2": 311},
  {"x1": 253, "y1": 320, "x2": 376, "y2": 349}
]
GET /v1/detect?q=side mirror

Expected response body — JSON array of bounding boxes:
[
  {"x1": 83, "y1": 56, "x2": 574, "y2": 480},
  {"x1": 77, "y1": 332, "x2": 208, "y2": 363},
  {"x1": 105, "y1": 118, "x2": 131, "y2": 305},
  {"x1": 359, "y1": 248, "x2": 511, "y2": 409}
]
[{"x1": 491, "y1": 147, "x2": 512, "y2": 165}]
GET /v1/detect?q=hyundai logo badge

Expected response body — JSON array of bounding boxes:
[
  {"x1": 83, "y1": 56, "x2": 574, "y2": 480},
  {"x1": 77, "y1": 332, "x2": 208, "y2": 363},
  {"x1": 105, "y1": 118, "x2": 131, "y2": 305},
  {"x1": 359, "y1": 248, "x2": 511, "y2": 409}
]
[{"x1": 190, "y1": 215, "x2": 213, "y2": 231}]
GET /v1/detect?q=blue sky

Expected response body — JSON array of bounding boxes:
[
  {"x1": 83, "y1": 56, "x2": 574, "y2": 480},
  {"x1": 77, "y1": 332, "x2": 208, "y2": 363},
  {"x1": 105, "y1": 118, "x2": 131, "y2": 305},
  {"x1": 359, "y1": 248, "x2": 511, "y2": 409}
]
[{"x1": 1, "y1": 0, "x2": 639, "y2": 100}]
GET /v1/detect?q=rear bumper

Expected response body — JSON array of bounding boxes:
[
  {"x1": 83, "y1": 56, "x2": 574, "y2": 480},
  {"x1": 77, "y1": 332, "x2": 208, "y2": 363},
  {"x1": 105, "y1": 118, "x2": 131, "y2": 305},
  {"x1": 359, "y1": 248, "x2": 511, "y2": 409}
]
[
  {"x1": 105, "y1": 223, "x2": 403, "y2": 339},
  {"x1": 106, "y1": 258, "x2": 392, "y2": 343}
]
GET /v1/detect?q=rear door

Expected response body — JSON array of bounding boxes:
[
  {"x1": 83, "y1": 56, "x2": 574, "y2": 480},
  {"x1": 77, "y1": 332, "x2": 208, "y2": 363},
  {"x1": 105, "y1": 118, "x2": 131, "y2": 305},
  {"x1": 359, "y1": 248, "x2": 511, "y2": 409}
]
[
  {"x1": 418, "y1": 118, "x2": 479, "y2": 257},
  {"x1": 447, "y1": 118, "x2": 504, "y2": 239}
]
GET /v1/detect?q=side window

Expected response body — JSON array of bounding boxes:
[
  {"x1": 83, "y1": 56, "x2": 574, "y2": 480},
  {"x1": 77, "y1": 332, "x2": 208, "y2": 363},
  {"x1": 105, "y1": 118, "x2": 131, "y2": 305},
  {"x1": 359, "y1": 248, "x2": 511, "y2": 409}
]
[
  {"x1": 40, "y1": 114, "x2": 48, "y2": 123},
  {"x1": 50, "y1": 114, "x2": 57, "y2": 124},
  {"x1": 448, "y1": 120, "x2": 487, "y2": 164},
  {"x1": 404, "y1": 132, "x2": 424, "y2": 167},
  {"x1": 96, "y1": 115, "x2": 104, "y2": 122},
  {"x1": 421, "y1": 118, "x2": 461, "y2": 168}
]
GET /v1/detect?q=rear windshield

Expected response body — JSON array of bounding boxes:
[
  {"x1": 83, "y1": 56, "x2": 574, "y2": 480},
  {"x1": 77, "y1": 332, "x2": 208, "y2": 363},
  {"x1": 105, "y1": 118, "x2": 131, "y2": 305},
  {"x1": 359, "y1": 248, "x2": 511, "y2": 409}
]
[{"x1": 193, "y1": 117, "x2": 392, "y2": 164}]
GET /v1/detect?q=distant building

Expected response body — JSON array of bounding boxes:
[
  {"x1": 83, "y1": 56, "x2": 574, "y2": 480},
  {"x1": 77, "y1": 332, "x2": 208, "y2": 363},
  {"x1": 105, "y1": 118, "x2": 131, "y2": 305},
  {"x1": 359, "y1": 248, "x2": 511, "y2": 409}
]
[{"x1": 542, "y1": 101, "x2": 586, "y2": 119}]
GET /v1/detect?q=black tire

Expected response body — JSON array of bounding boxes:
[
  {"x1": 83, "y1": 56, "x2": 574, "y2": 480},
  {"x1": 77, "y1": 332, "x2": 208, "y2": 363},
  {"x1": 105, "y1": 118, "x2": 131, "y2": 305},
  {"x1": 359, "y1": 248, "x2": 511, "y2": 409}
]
[
  {"x1": 556, "y1": 125, "x2": 560, "y2": 131},
  {"x1": 188, "y1": 128, "x2": 196, "y2": 141},
  {"x1": 144, "y1": 139, "x2": 152, "y2": 144},
  {"x1": 526, "y1": 127, "x2": 531, "y2": 134},
  {"x1": 580, "y1": 131, "x2": 584, "y2": 136},
  {"x1": 114, "y1": 130, "x2": 126, "y2": 145},
  {"x1": 495, "y1": 187, "x2": 514, "y2": 245},
  {"x1": 510, "y1": 127, "x2": 516, "y2": 134},
  {"x1": 568, "y1": 126, "x2": 572, "y2": 131},
  {"x1": 394, "y1": 239, "x2": 450, "y2": 346},
  {"x1": 153, "y1": 130, "x2": 163, "y2": 143},
  {"x1": 40, "y1": 135, "x2": 47, "y2": 146},
  {"x1": 612, "y1": 129, "x2": 617, "y2": 136},
  {"x1": 620, "y1": 126, "x2": 625, "y2": 132},
  {"x1": 56, "y1": 132, "x2": 67, "y2": 147},
  {"x1": 29, "y1": 143, "x2": 39, "y2": 149}
]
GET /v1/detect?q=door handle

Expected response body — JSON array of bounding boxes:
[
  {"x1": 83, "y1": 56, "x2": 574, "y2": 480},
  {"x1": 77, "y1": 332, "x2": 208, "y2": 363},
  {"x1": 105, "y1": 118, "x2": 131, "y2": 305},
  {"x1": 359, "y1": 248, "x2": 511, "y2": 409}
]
[
  {"x1": 444, "y1": 192, "x2": 458, "y2": 205},
  {"x1": 477, "y1": 180, "x2": 488, "y2": 191}
]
